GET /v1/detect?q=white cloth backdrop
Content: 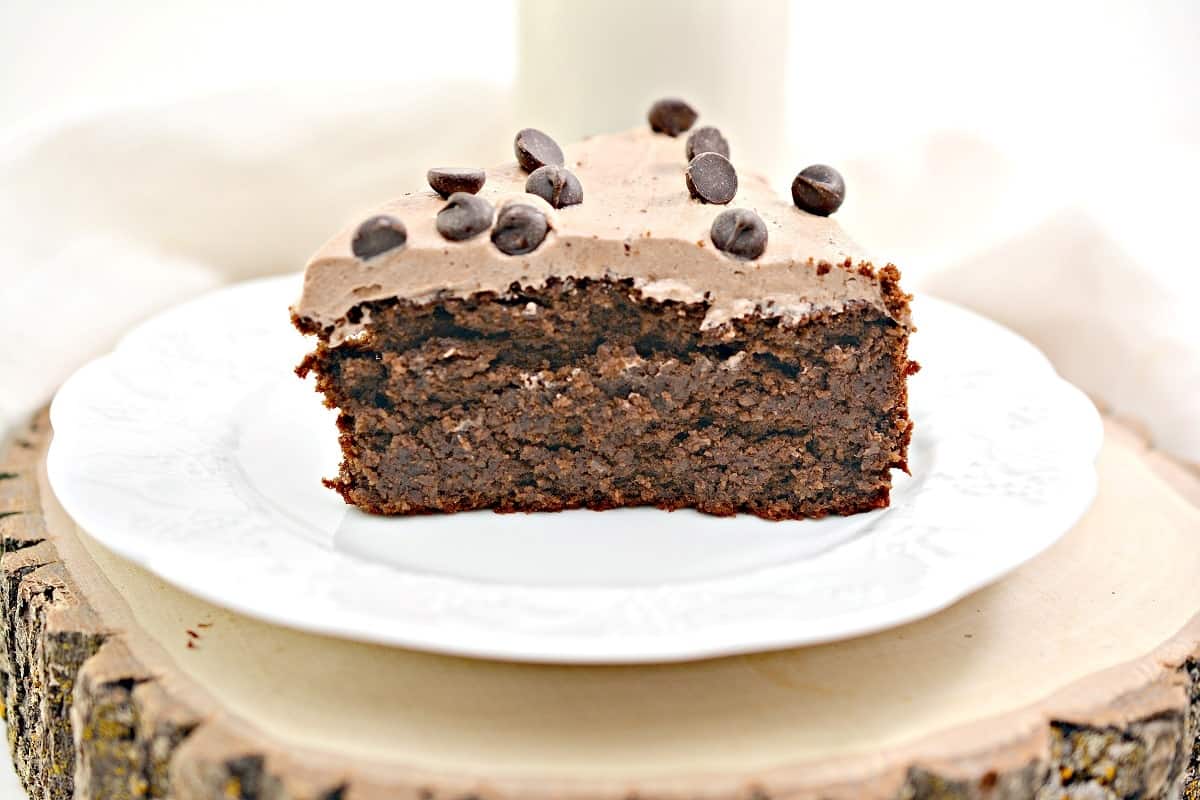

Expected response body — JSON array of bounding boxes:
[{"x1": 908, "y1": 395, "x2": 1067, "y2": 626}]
[
  {"x1": 2, "y1": 0, "x2": 1196, "y2": 458},
  {"x1": 0, "y1": 1, "x2": 1197, "y2": 797}
]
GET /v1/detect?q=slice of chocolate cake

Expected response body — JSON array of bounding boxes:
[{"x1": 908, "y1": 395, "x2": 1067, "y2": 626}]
[{"x1": 292, "y1": 102, "x2": 915, "y2": 520}]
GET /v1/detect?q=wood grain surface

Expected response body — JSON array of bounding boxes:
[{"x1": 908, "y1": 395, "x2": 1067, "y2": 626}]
[{"x1": 2, "y1": 412, "x2": 1199, "y2": 800}]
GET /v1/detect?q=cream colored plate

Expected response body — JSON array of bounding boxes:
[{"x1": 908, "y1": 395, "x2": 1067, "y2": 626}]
[{"x1": 47, "y1": 276, "x2": 1101, "y2": 663}]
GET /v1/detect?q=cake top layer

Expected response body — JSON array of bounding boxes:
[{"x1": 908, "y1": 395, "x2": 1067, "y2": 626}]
[{"x1": 294, "y1": 125, "x2": 902, "y2": 339}]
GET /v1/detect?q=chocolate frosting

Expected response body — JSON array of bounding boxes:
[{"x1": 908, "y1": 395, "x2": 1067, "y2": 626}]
[{"x1": 294, "y1": 128, "x2": 901, "y2": 342}]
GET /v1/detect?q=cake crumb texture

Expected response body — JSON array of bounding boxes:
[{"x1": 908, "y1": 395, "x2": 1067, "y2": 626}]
[{"x1": 296, "y1": 278, "x2": 912, "y2": 520}]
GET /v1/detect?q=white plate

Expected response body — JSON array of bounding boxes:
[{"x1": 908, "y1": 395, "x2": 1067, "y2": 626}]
[{"x1": 48, "y1": 276, "x2": 1101, "y2": 663}]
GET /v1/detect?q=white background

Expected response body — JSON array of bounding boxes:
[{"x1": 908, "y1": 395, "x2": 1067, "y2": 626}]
[{"x1": 1, "y1": 1, "x2": 1198, "y2": 797}]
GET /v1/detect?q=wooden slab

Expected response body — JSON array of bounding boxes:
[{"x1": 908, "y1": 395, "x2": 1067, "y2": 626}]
[{"x1": 3, "y1": 411, "x2": 1200, "y2": 800}]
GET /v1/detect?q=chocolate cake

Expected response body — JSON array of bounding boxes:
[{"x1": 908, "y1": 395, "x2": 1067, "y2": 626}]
[{"x1": 292, "y1": 101, "x2": 916, "y2": 520}]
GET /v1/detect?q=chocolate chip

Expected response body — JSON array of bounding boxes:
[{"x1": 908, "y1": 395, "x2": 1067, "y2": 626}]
[
  {"x1": 427, "y1": 167, "x2": 485, "y2": 198},
  {"x1": 491, "y1": 203, "x2": 548, "y2": 255},
  {"x1": 525, "y1": 165, "x2": 583, "y2": 209},
  {"x1": 791, "y1": 164, "x2": 846, "y2": 216},
  {"x1": 710, "y1": 209, "x2": 767, "y2": 260},
  {"x1": 648, "y1": 98, "x2": 698, "y2": 137},
  {"x1": 514, "y1": 128, "x2": 564, "y2": 173},
  {"x1": 685, "y1": 126, "x2": 730, "y2": 160},
  {"x1": 685, "y1": 152, "x2": 737, "y2": 204},
  {"x1": 436, "y1": 192, "x2": 494, "y2": 241},
  {"x1": 351, "y1": 215, "x2": 407, "y2": 259}
]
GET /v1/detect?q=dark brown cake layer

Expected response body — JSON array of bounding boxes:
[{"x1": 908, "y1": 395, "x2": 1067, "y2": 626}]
[{"x1": 296, "y1": 277, "x2": 913, "y2": 520}]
